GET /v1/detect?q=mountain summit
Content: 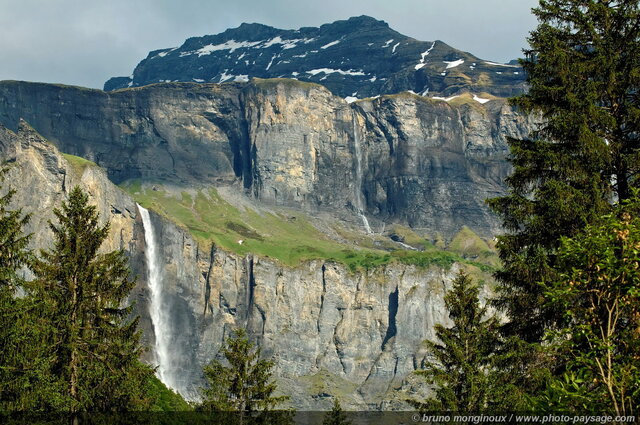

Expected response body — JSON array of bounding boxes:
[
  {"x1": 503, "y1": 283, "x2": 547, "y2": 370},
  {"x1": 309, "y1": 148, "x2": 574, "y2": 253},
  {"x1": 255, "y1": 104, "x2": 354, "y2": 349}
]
[{"x1": 104, "y1": 16, "x2": 525, "y2": 99}]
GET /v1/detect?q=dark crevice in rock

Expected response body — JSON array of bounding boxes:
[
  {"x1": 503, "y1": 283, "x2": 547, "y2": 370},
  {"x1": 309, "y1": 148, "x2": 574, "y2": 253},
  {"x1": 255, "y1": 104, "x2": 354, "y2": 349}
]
[
  {"x1": 246, "y1": 254, "x2": 255, "y2": 320},
  {"x1": 381, "y1": 285, "x2": 399, "y2": 350},
  {"x1": 250, "y1": 141, "x2": 261, "y2": 197},
  {"x1": 333, "y1": 307, "x2": 347, "y2": 375},
  {"x1": 317, "y1": 264, "x2": 327, "y2": 334},
  {"x1": 203, "y1": 244, "x2": 216, "y2": 316}
]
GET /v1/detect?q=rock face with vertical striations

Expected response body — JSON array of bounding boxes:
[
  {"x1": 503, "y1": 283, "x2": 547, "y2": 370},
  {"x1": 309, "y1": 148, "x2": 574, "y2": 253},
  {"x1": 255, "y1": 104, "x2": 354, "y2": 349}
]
[
  {"x1": 0, "y1": 120, "x2": 496, "y2": 409},
  {"x1": 104, "y1": 16, "x2": 526, "y2": 100},
  {"x1": 0, "y1": 79, "x2": 536, "y2": 238}
]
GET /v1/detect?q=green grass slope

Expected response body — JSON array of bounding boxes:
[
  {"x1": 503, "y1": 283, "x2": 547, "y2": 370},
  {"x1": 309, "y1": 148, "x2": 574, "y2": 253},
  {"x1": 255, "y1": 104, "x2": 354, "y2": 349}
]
[{"x1": 121, "y1": 181, "x2": 498, "y2": 273}]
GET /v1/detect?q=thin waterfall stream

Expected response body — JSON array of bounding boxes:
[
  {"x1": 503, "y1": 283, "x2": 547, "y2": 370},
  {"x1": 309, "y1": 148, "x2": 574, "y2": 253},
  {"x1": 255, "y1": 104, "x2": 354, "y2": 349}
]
[
  {"x1": 352, "y1": 114, "x2": 372, "y2": 233},
  {"x1": 137, "y1": 204, "x2": 179, "y2": 392}
]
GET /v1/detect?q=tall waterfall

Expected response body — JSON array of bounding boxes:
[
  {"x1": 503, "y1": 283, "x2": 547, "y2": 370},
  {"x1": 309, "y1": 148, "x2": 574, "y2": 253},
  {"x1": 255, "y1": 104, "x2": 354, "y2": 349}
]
[
  {"x1": 137, "y1": 204, "x2": 178, "y2": 392},
  {"x1": 352, "y1": 114, "x2": 372, "y2": 233}
]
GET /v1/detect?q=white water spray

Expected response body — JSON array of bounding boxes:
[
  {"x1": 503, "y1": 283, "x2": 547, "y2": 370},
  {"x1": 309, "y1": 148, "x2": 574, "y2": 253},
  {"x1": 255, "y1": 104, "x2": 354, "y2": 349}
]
[
  {"x1": 352, "y1": 114, "x2": 372, "y2": 234},
  {"x1": 137, "y1": 204, "x2": 178, "y2": 391}
]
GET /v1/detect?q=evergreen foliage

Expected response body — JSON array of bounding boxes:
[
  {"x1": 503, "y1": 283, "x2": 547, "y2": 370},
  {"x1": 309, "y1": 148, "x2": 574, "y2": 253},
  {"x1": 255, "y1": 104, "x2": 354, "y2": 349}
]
[
  {"x1": 536, "y1": 196, "x2": 640, "y2": 415},
  {"x1": 488, "y1": 0, "x2": 640, "y2": 342},
  {"x1": 322, "y1": 398, "x2": 351, "y2": 425},
  {"x1": 410, "y1": 271, "x2": 503, "y2": 412},
  {"x1": 199, "y1": 328, "x2": 290, "y2": 423},
  {"x1": 30, "y1": 186, "x2": 154, "y2": 413},
  {"x1": 0, "y1": 166, "x2": 44, "y2": 412}
]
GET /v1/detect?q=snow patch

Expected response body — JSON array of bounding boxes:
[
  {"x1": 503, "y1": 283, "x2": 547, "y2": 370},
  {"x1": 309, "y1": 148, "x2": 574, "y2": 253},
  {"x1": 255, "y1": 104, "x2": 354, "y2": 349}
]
[
  {"x1": 321, "y1": 40, "x2": 341, "y2": 49},
  {"x1": 414, "y1": 41, "x2": 436, "y2": 70},
  {"x1": 369, "y1": 76, "x2": 377, "y2": 82},
  {"x1": 392, "y1": 42, "x2": 400, "y2": 54},
  {"x1": 155, "y1": 47, "x2": 178, "y2": 59},
  {"x1": 266, "y1": 54, "x2": 277, "y2": 71},
  {"x1": 192, "y1": 78, "x2": 205, "y2": 82},
  {"x1": 234, "y1": 75, "x2": 249, "y2": 82},
  {"x1": 262, "y1": 36, "x2": 311, "y2": 49},
  {"x1": 345, "y1": 96, "x2": 358, "y2": 103},
  {"x1": 306, "y1": 68, "x2": 366, "y2": 76},
  {"x1": 382, "y1": 39, "x2": 394, "y2": 48},
  {"x1": 433, "y1": 95, "x2": 460, "y2": 101},
  {"x1": 218, "y1": 71, "x2": 234, "y2": 83},
  {"x1": 484, "y1": 61, "x2": 519, "y2": 68},
  {"x1": 444, "y1": 59, "x2": 464, "y2": 69},
  {"x1": 473, "y1": 94, "x2": 491, "y2": 104},
  {"x1": 197, "y1": 40, "x2": 263, "y2": 56}
]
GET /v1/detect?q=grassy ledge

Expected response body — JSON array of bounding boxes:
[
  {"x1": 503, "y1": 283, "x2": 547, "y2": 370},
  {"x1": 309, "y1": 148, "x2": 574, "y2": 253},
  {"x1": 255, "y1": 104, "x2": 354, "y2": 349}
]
[
  {"x1": 63, "y1": 153, "x2": 98, "y2": 175},
  {"x1": 120, "y1": 181, "x2": 498, "y2": 273}
]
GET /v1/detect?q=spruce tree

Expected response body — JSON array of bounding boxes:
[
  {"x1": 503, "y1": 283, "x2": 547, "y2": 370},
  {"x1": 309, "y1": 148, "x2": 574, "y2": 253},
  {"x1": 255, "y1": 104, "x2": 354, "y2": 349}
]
[
  {"x1": 199, "y1": 328, "x2": 289, "y2": 422},
  {"x1": 410, "y1": 271, "x2": 502, "y2": 412},
  {"x1": 31, "y1": 186, "x2": 154, "y2": 413},
  {"x1": 322, "y1": 398, "x2": 351, "y2": 425},
  {"x1": 488, "y1": 0, "x2": 640, "y2": 342},
  {"x1": 0, "y1": 166, "x2": 41, "y2": 411}
]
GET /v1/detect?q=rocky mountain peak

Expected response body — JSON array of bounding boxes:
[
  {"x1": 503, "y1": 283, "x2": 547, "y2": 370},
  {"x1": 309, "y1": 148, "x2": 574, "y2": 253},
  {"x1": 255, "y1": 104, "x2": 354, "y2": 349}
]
[{"x1": 104, "y1": 16, "x2": 526, "y2": 99}]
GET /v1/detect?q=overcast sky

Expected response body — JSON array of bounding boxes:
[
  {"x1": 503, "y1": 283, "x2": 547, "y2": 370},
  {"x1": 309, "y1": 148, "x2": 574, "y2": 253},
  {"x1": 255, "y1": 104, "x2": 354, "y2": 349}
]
[{"x1": 0, "y1": 0, "x2": 539, "y2": 89}]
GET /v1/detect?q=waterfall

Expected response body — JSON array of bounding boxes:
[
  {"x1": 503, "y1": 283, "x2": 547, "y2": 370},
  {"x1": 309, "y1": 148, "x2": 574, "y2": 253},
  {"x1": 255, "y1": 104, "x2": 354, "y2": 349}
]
[
  {"x1": 352, "y1": 114, "x2": 372, "y2": 234},
  {"x1": 137, "y1": 204, "x2": 178, "y2": 392}
]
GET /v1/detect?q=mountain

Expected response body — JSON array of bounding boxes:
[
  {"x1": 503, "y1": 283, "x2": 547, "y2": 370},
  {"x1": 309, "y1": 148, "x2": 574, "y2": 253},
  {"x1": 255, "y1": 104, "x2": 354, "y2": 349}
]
[
  {"x1": 104, "y1": 16, "x2": 526, "y2": 99},
  {"x1": 0, "y1": 16, "x2": 536, "y2": 410},
  {"x1": 0, "y1": 79, "x2": 536, "y2": 239}
]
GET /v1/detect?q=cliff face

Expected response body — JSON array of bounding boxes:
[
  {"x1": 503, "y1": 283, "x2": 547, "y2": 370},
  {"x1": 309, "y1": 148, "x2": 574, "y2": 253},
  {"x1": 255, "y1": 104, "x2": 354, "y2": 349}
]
[
  {"x1": 0, "y1": 80, "x2": 536, "y2": 237},
  {"x1": 0, "y1": 121, "x2": 493, "y2": 409}
]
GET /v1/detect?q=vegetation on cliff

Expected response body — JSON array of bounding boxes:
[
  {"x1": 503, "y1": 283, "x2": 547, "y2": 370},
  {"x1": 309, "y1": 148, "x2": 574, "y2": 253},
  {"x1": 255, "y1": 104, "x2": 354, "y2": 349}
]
[{"x1": 121, "y1": 181, "x2": 498, "y2": 274}]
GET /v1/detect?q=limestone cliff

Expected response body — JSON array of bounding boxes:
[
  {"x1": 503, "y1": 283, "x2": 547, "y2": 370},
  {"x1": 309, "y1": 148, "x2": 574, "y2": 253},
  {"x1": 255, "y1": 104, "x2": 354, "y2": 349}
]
[
  {"x1": 0, "y1": 79, "x2": 537, "y2": 238},
  {"x1": 0, "y1": 121, "x2": 495, "y2": 409}
]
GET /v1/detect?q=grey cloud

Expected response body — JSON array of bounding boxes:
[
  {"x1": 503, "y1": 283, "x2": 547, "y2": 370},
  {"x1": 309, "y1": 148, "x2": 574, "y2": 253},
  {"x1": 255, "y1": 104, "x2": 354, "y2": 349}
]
[{"x1": 0, "y1": 0, "x2": 538, "y2": 89}]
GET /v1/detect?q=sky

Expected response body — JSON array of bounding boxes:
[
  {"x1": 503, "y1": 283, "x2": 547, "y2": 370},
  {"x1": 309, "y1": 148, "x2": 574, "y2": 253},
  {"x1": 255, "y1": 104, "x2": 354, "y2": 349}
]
[{"x1": 0, "y1": 0, "x2": 539, "y2": 89}]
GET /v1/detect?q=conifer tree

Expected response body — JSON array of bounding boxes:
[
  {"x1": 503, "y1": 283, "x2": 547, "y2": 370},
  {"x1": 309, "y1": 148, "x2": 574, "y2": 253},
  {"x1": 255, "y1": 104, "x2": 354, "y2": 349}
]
[
  {"x1": 199, "y1": 328, "x2": 289, "y2": 422},
  {"x1": 488, "y1": 0, "x2": 640, "y2": 342},
  {"x1": 31, "y1": 186, "x2": 154, "y2": 413},
  {"x1": 0, "y1": 166, "x2": 41, "y2": 411},
  {"x1": 322, "y1": 398, "x2": 351, "y2": 425},
  {"x1": 410, "y1": 271, "x2": 502, "y2": 412}
]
